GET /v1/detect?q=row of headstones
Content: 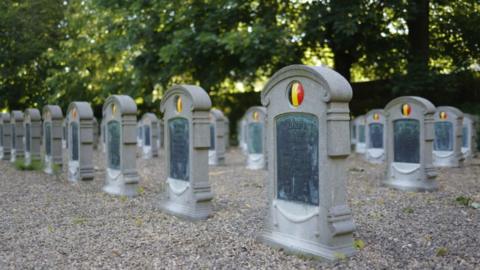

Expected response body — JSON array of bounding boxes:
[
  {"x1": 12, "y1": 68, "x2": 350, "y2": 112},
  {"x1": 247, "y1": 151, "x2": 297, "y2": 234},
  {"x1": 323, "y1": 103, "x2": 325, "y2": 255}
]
[
  {"x1": 352, "y1": 106, "x2": 478, "y2": 166},
  {"x1": 4, "y1": 64, "x2": 473, "y2": 261}
]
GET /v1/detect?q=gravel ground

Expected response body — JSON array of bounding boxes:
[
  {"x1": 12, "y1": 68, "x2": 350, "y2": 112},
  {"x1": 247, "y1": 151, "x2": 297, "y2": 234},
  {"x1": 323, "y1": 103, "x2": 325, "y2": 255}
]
[{"x1": 0, "y1": 148, "x2": 479, "y2": 269}]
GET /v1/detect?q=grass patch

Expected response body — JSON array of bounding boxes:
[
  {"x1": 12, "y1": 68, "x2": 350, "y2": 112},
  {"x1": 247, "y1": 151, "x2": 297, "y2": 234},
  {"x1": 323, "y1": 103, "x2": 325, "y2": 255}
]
[
  {"x1": 402, "y1": 207, "x2": 414, "y2": 214},
  {"x1": 455, "y1": 196, "x2": 473, "y2": 206},
  {"x1": 353, "y1": 239, "x2": 366, "y2": 250},
  {"x1": 72, "y1": 216, "x2": 87, "y2": 225},
  {"x1": 14, "y1": 158, "x2": 43, "y2": 171},
  {"x1": 436, "y1": 247, "x2": 448, "y2": 256}
]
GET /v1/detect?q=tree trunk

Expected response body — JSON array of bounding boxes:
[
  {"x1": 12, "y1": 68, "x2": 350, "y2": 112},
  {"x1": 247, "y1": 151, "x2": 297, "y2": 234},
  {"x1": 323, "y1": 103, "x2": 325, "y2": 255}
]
[
  {"x1": 333, "y1": 49, "x2": 353, "y2": 82},
  {"x1": 406, "y1": 0, "x2": 429, "y2": 74}
]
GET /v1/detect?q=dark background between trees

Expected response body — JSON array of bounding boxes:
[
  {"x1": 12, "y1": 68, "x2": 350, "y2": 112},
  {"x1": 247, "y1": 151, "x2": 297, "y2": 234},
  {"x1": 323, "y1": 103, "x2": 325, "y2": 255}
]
[{"x1": 1, "y1": 0, "x2": 479, "y2": 140}]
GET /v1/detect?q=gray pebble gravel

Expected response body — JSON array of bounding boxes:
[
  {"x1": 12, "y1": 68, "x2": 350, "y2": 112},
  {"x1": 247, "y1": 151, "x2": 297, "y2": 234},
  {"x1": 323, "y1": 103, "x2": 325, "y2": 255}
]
[{"x1": 0, "y1": 148, "x2": 479, "y2": 269}]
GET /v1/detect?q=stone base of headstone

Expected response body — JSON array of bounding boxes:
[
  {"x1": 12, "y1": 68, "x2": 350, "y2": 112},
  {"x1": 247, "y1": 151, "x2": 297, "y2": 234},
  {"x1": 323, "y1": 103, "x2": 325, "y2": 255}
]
[
  {"x1": 208, "y1": 151, "x2": 225, "y2": 166},
  {"x1": 384, "y1": 163, "x2": 437, "y2": 191},
  {"x1": 355, "y1": 143, "x2": 366, "y2": 154},
  {"x1": 246, "y1": 154, "x2": 265, "y2": 170},
  {"x1": 142, "y1": 146, "x2": 152, "y2": 159},
  {"x1": 462, "y1": 148, "x2": 472, "y2": 164},
  {"x1": 103, "y1": 170, "x2": 139, "y2": 196},
  {"x1": 365, "y1": 149, "x2": 385, "y2": 164},
  {"x1": 159, "y1": 178, "x2": 213, "y2": 220},
  {"x1": 432, "y1": 151, "x2": 463, "y2": 167},
  {"x1": 10, "y1": 149, "x2": 16, "y2": 163},
  {"x1": 68, "y1": 162, "x2": 94, "y2": 182},
  {"x1": 258, "y1": 230, "x2": 357, "y2": 261}
]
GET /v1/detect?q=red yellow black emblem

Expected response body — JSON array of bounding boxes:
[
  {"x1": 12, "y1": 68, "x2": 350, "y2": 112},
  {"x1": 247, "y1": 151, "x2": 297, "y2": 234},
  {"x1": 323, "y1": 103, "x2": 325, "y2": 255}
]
[
  {"x1": 288, "y1": 81, "x2": 304, "y2": 107},
  {"x1": 252, "y1": 111, "x2": 259, "y2": 122},
  {"x1": 439, "y1": 111, "x2": 447, "y2": 120},
  {"x1": 175, "y1": 96, "x2": 183, "y2": 113},
  {"x1": 401, "y1": 104, "x2": 411, "y2": 117},
  {"x1": 373, "y1": 113, "x2": 380, "y2": 121}
]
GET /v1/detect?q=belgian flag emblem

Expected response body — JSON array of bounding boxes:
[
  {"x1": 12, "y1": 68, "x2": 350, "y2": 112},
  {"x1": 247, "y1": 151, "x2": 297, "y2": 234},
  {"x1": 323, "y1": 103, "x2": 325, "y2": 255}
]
[
  {"x1": 373, "y1": 113, "x2": 380, "y2": 121},
  {"x1": 288, "y1": 81, "x2": 304, "y2": 107},
  {"x1": 175, "y1": 96, "x2": 183, "y2": 113},
  {"x1": 439, "y1": 111, "x2": 447, "y2": 120},
  {"x1": 401, "y1": 104, "x2": 411, "y2": 117},
  {"x1": 72, "y1": 108, "x2": 77, "y2": 119},
  {"x1": 252, "y1": 111, "x2": 259, "y2": 122},
  {"x1": 111, "y1": 104, "x2": 117, "y2": 115}
]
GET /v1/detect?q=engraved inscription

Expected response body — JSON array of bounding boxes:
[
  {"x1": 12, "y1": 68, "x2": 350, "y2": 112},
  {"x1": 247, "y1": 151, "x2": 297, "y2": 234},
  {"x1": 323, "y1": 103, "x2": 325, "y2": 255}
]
[
  {"x1": 107, "y1": 120, "x2": 121, "y2": 170},
  {"x1": 169, "y1": 118, "x2": 189, "y2": 181},
  {"x1": 45, "y1": 122, "x2": 52, "y2": 156},
  {"x1": 394, "y1": 119, "x2": 420, "y2": 163},
  {"x1": 462, "y1": 126, "x2": 468, "y2": 148},
  {"x1": 143, "y1": 125, "x2": 151, "y2": 146},
  {"x1": 434, "y1": 122, "x2": 453, "y2": 151},
  {"x1": 11, "y1": 125, "x2": 16, "y2": 149},
  {"x1": 71, "y1": 122, "x2": 79, "y2": 161},
  {"x1": 276, "y1": 113, "x2": 319, "y2": 205},
  {"x1": 247, "y1": 122, "x2": 263, "y2": 154},
  {"x1": 209, "y1": 124, "x2": 215, "y2": 150},
  {"x1": 368, "y1": 123, "x2": 383, "y2": 149},
  {"x1": 358, "y1": 125, "x2": 365, "y2": 143},
  {"x1": 25, "y1": 123, "x2": 31, "y2": 152}
]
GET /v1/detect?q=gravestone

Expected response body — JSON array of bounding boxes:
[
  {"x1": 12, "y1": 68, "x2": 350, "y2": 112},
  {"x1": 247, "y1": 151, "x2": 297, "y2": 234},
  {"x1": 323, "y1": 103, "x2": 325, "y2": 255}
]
[
  {"x1": 238, "y1": 117, "x2": 248, "y2": 154},
  {"x1": 137, "y1": 123, "x2": 143, "y2": 148},
  {"x1": 10, "y1": 110, "x2": 25, "y2": 163},
  {"x1": 140, "y1": 113, "x2": 159, "y2": 159},
  {"x1": 224, "y1": 117, "x2": 230, "y2": 149},
  {"x1": 93, "y1": 118, "x2": 99, "y2": 150},
  {"x1": 42, "y1": 105, "x2": 64, "y2": 174},
  {"x1": 350, "y1": 115, "x2": 357, "y2": 148},
  {"x1": 258, "y1": 65, "x2": 356, "y2": 260},
  {"x1": 461, "y1": 114, "x2": 475, "y2": 163},
  {"x1": 208, "y1": 109, "x2": 226, "y2": 166},
  {"x1": 365, "y1": 109, "x2": 386, "y2": 164},
  {"x1": 159, "y1": 84, "x2": 213, "y2": 220},
  {"x1": 433, "y1": 106, "x2": 464, "y2": 168},
  {"x1": 353, "y1": 115, "x2": 366, "y2": 154},
  {"x1": 384, "y1": 96, "x2": 437, "y2": 191},
  {"x1": 24, "y1": 109, "x2": 42, "y2": 166},
  {"x1": 157, "y1": 119, "x2": 164, "y2": 149},
  {"x1": 67, "y1": 102, "x2": 95, "y2": 181},
  {"x1": 0, "y1": 112, "x2": 12, "y2": 160},
  {"x1": 244, "y1": 106, "x2": 267, "y2": 170},
  {"x1": 102, "y1": 95, "x2": 139, "y2": 196}
]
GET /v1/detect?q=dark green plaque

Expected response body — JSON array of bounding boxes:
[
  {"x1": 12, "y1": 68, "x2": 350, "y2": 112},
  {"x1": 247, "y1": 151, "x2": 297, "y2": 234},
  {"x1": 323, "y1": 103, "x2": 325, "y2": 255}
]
[
  {"x1": 143, "y1": 125, "x2": 151, "y2": 146},
  {"x1": 169, "y1": 118, "x2": 189, "y2": 181},
  {"x1": 11, "y1": 125, "x2": 16, "y2": 149},
  {"x1": 276, "y1": 113, "x2": 319, "y2": 205},
  {"x1": 0, "y1": 125, "x2": 3, "y2": 146},
  {"x1": 358, "y1": 125, "x2": 365, "y2": 143},
  {"x1": 25, "y1": 123, "x2": 31, "y2": 152},
  {"x1": 434, "y1": 122, "x2": 453, "y2": 151},
  {"x1": 247, "y1": 123, "x2": 263, "y2": 154},
  {"x1": 71, "y1": 122, "x2": 79, "y2": 161},
  {"x1": 107, "y1": 120, "x2": 121, "y2": 170},
  {"x1": 462, "y1": 126, "x2": 468, "y2": 148},
  {"x1": 45, "y1": 123, "x2": 51, "y2": 156},
  {"x1": 368, "y1": 123, "x2": 383, "y2": 149},
  {"x1": 394, "y1": 119, "x2": 420, "y2": 163},
  {"x1": 209, "y1": 124, "x2": 215, "y2": 150}
]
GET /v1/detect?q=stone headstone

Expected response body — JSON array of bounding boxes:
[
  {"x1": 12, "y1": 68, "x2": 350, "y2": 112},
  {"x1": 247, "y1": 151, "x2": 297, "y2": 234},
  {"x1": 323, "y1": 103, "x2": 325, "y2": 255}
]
[
  {"x1": 24, "y1": 109, "x2": 42, "y2": 166},
  {"x1": 10, "y1": 110, "x2": 25, "y2": 163},
  {"x1": 102, "y1": 95, "x2": 139, "y2": 196},
  {"x1": 208, "y1": 109, "x2": 226, "y2": 166},
  {"x1": 140, "y1": 113, "x2": 159, "y2": 159},
  {"x1": 238, "y1": 116, "x2": 248, "y2": 154},
  {"x1": 350, "y1": 115, "x2": 357, "y2": 148},
  {"x1": 157, "y1": 119, "x2": 164, "y2": 149},
  {"x1": 0, "y1": 112, "x2": 12, "y2": 160},
  {"x1": 42, "y1": 105, "x2": 64, "y2": 174},
  {"x1": 432, "y1": 106, "x2": 464, "y2": 167},
  {"x1": 384, "y1": 96, "x2": 437, "y2": 191},
  {"x1": 137, "y1": 123, "x2": 143, "y2": 147},
  {"x1": 258, "y1": 65, "x2": 356, "y2": 260},
  {"x1": 461, "y1": 114, "x2": 475, "y2": 163},
  {"x1": 224, "y1": 117, "x2": 230, "y2": 149},
  {"x1": 244, "y1": 106, "x2": 266, "y2": 170},
  {"x1": 353, "y1": 115, "x2": 366, "y2": 154},
  {"x1": 101, "y1": 117, "x2": 106, "y2": 153},
  {"x1": 159, "y1": 84, "x2": 213, "y2": 220},
  {"x1": 62, "y1": 118, "x2": 68, "y2": 149},
  {"x1": 365, "y1": 109, "x2": 386, "y2": 164},
  {"x1": 67, "y1": 102, "x2": 95, "y2": 181}
]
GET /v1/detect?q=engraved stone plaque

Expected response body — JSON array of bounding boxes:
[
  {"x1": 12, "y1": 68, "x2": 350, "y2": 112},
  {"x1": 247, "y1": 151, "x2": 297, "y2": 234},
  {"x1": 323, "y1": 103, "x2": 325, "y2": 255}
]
[
  {"x1": 25, "y1": 123, "x2": 31, "y2": 152},
  {"x1": 247, "y1": 122, "x2": 263, "y2": 154},
  {"x1": 11, "y1": 125, "x2": 16, "y2": 149},
  {"x1": 394, "y1": 119, "x2": 420, "y2": 163},
  {"x1": 209, "y1": 123, "x2": 215, "y2": 150},
  {"x1": 143, "y1": 125, "x2": 151, "y2": 146},
  {"x1": 276, "y1": 113, "x2": 319, "y2": 205},
  {"x1": 0, "y1": 126, "x2": 3, "y2": 146},
  {"x1": 169, "y1": 117, "x2": 189, "y2": 181},
  {"x1": 434, "y1": 122, "x2": 453, "y2": 151},
  {"x1": 358, "y1": 125, "x2": 365, "y2": 143},
  {"x1": 45, "y1": 123, "x2": 52, "y2": 156},
  {"x1": 71, "y1": 122, "x2": 79, "y2": 161},
  {"x1": 462, "y1": 126, "x2": 468, "y2": 148},
  {"x1": 108, "y1": 120, "x2": 121, "y2": 170},
  {"x1": 368, "y1": 123, "x2": 383, "y2": 149}
]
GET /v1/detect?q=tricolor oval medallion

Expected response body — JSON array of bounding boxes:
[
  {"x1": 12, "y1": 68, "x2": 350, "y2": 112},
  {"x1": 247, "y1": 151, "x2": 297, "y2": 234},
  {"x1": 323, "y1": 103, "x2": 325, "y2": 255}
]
[
  {"x1": 175, "y1": 96, "x2": 183, "y2": 113},
  {"x1": 288, "y1": 81, "x2": 304, "y2": 107},
  {"x1": 373, "y1": 113, "x2": 380, "y2": 121},
  {"x1": 401, "y1": 104, "x2": 411, "y2": 117},
  {"x1": 253, "y1": 111, "x2": 259, "y2": 122},
  {"x1": 439, "y1": 111, "x2": 447, "y2": 120}
]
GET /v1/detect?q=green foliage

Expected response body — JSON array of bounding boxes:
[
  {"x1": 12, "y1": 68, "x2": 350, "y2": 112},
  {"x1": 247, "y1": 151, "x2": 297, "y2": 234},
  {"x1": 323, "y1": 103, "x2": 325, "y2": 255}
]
[
  {"x1": 403, "y1": 207, "x2": 414, "y2": 214},
  {"x1": 456, "y1": 196, "x2": 473, "y2": 206},
  {"x1": 436, "y1": 247, "x2": 448, "y2": 257},
  {"x1": 14, "y1": 159, "x2": 43, "y2": 171},
  {"x1": 353, "y1": 239, "x2": 366, "y2": 250}
]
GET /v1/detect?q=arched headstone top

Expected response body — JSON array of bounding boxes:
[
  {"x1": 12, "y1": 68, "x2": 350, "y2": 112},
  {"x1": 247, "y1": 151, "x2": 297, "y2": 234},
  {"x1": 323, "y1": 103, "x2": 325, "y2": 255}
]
[
  {"x1": 261, "y1": 65, "x2": 352, "y2": 106},
  {"x1": 353, "y1": 114, "x2": 366, "y2": 123},
  {"x1": 366, "y1": 109, "x2": 384, "y2": 119},
  {"x1": 245, "y1": 106, "x2": 267, "y2": 118},
  {"x1": 24, "y1": 108, "x2": 41, "y2": 121},
  {"x1": 141, "y1": 112, "x2": 158, "y2": 122},
  {"x1": 385, "y1": 96, "x2": 436, "y2": 115},
  {"x1": 42, "y1": 105, "x2": 63, "y2": 120},
  {"x1": 103, "y1": 95, "x2": 137, "y2": 116},
  {"x1": 160, "y1": 84, "x2": 212, "y2": 113},
  {"x1": 67, "y1": 102, "x2": 94, "y2": 120},
  {"x1": 1, "y1": 112, "x2": 11, "y2": 122},
  {"x1": 11, "y1": 110, "x2": 24, "y2": 122},
  {"x1": 210, "y1": 108, "x2": 225, "y2": 119},
  {"x1": 435, "y1": 106, "x2": 464, "y2": 119}
]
